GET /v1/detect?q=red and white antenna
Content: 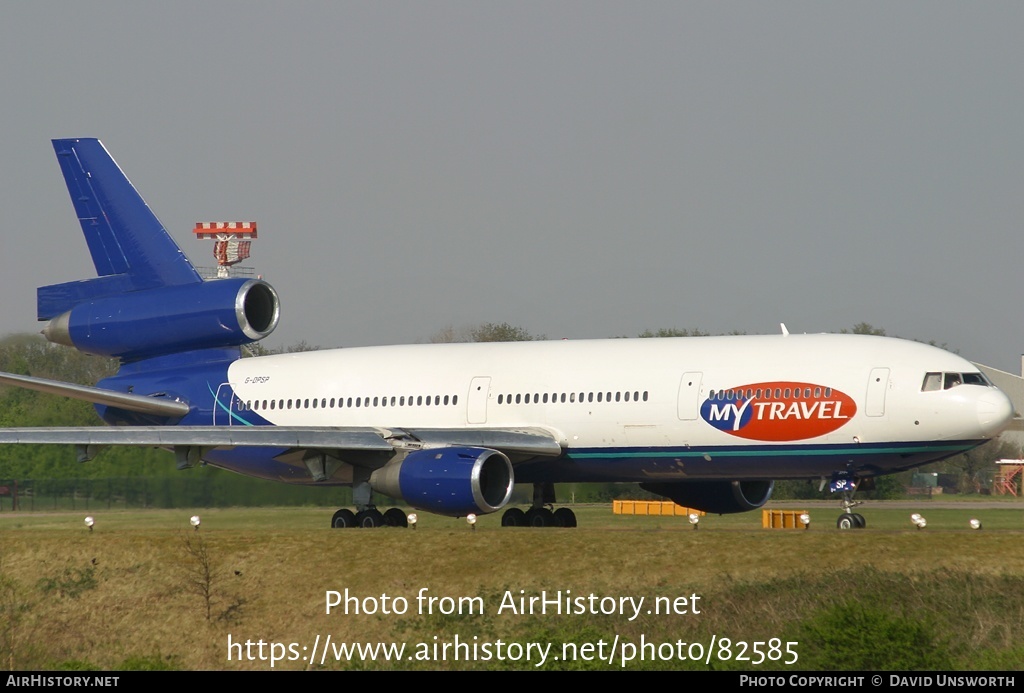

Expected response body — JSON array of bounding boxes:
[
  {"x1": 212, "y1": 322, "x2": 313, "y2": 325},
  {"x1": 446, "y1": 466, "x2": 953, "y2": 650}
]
[{"x1": 193, "y1": 222, "x2": 257, "y2": 279}]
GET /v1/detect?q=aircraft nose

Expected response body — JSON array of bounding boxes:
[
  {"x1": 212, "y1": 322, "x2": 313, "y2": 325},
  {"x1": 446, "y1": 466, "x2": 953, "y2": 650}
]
[{"x1": 978, "y1": 388, "x2": 1014, "y2": 436}]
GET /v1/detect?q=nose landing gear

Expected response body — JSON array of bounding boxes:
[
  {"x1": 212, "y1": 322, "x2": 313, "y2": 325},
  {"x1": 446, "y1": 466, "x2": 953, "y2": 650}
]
[{"x1": 831, "y1": 474, "x2": 867, "y2": 530}]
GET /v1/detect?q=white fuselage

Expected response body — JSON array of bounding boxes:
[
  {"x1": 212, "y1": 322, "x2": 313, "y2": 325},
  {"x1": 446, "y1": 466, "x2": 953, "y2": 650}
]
[{"x1": 220, "y1": 333, "x2": 1012, "y2": 482}]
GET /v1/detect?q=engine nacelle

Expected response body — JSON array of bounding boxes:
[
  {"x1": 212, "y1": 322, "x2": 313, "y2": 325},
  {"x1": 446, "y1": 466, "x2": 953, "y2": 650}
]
[
  {"x1": 42, "y1": 278, "x2": 280, "y2": 360},
  {"x1": 640, "y1": 480, "x2": 774, "y2": 514},
  {"x1": 369, "y1": 447, "x2": 514, "y2": 517}
]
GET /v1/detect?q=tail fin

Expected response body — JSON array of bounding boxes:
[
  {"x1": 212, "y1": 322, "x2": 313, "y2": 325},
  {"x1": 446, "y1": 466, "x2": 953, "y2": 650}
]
[
  {"x1": 38, "y1": 138, "x2": 202, "y2": 320},
  {"x1": 38, "y1": 138, "x2": 279, "y2": 361}
]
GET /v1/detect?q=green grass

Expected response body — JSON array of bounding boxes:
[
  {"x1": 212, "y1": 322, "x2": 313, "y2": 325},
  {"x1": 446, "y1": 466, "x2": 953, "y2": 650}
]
[
  {"x1": 5, "y1": 500, "x2": 1021, "y2": 532},
  {"x1": 1, "y1": 502, "x2": 1023, "y2": 670}
]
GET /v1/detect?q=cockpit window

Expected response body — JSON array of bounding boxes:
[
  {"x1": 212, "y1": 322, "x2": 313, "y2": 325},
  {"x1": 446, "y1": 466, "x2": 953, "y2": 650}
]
[{"x1": 923, "y1": 371, "x2": 991, "y2": 391}]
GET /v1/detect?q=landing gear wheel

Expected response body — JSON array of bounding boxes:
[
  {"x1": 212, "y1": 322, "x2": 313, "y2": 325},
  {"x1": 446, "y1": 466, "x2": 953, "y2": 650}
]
[
  {"x1": 502, "y1": 508, "x2": 526, "y2": 527},
  {"x1": 356, "y1": 509, "x2": 384, "y2": 528},
  {"x1": 837, "y1": 513, "x2": 866, "y2": 530},
  {"x1": 383, "y1": 508, "x2": 408, "y2": 527},
  {"x1": 553, "y1": 508, "x2": 577, "y2": 528},
  {"x1": 331, "y1": 509, "x2": 356, "y2": 528},
  {"x1": 526, "y1": 507, "x2": 554, "y2": 527}
]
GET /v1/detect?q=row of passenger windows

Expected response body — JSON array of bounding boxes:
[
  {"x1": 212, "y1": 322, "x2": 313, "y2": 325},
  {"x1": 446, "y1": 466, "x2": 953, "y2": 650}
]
[
  {"x1": 710, "y1": 387, "x2": 832, "y2": 401},
  {"x1": 240, "y1": 394, "x2": 459, "y2": 412},
  {"x1": 496, "y1": 390, "x2": 649, "y2": 405},
  {"x1": 239, "y1": 388, "x2": 653, "y2": 411}
]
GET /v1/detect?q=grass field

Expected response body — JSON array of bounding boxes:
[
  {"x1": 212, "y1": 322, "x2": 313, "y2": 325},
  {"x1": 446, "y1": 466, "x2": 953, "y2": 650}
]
[{"x1": 2, "y1": 501, "x2": 1023, "y2": 671}]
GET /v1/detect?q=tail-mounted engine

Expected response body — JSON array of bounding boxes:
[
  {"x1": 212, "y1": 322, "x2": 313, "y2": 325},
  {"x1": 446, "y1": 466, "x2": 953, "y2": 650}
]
[{"x1": 41, "y1": 278, "x2": 280, "y2": 361}]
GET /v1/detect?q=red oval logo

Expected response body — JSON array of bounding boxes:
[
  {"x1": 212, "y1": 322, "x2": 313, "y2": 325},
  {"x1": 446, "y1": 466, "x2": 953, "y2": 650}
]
[{"x1": 700, "y1": 381, "x2": 857, "y2": 441}]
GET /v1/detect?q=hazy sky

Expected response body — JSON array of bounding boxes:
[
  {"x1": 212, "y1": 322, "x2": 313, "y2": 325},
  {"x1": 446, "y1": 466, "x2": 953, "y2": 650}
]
[{"x1": 1, "y1": 2, "x2": 1022, "y2": 371}]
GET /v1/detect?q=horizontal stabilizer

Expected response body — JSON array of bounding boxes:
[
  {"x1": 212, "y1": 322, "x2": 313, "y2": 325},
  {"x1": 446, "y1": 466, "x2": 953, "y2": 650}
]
[{"x1": 0, "y1": 371, "x2": 190, "y2": 418}]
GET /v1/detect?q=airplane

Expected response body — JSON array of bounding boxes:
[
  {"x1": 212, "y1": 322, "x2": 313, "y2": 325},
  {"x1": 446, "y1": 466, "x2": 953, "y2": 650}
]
[{"x1": 0, "y1": 138, "x2": 1014, "y2": 530}]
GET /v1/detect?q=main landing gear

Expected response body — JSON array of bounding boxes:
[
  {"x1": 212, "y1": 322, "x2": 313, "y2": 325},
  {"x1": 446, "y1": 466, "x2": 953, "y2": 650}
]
[
  {"x1": 331, "y1": 506, "x2": 409, "y2": 528},
  {"x1": 331, "y1": 480, "x2": 408, "y2": 528},
  {"x1": 831, "y1": 474, "x2": 867, "y2": 530},
  {"x1": 500, "y1": 483, "x2": 577, "y2": 528}
]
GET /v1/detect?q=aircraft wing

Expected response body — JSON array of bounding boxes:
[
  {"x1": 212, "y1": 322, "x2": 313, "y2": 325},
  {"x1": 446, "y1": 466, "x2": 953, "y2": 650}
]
[
  {"x1": 0, "y1": 371, "x2": 189, "y2": 417},
  {"x1": 0, "y1": 425, "x2": 563, "y2": 466},
  {"x1": 0, "y1": 367, "x2": 562, "y2": 473}
]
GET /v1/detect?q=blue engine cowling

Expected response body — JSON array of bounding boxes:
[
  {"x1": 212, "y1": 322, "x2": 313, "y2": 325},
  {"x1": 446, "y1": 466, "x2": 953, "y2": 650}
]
[
  {"x1": 41, "y1": 278, "x2": 279, "y2": 361},
  {"x1": 640, "y1": 480, "x2": 774, "y2": 514},
  {"x1": 369, "y1": 447, "x2": 515, "y2": 517}
]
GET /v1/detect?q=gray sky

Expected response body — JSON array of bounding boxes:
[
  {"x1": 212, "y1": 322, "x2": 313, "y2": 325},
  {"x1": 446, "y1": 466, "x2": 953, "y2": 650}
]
[{"x1": 1, "y1": 2, "x2": 1022, "y2": 371}]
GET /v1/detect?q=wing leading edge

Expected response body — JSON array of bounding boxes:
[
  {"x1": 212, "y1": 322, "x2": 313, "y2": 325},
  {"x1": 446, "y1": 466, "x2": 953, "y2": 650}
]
[{"x1": 0, "y1": 425, "x2": 563, "y2": 466}]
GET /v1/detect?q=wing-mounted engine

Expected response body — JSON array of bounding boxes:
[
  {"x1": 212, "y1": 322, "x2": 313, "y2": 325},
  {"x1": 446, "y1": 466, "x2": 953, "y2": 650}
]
[
  {"x1": 41, "y1": 278, "x2": 280, "y2": 361},
  {"x1": 369, "y1": 447, "x2": 515, "y2": 517},
  {"x1": 640, "y1": 480, "x2": 774, "y2": 514}
]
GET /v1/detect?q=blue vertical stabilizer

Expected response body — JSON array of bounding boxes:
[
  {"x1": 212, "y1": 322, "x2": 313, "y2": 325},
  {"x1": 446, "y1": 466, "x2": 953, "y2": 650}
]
[{"x1": 38, "y1": 138, "x2": 202, "y2": 320}]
